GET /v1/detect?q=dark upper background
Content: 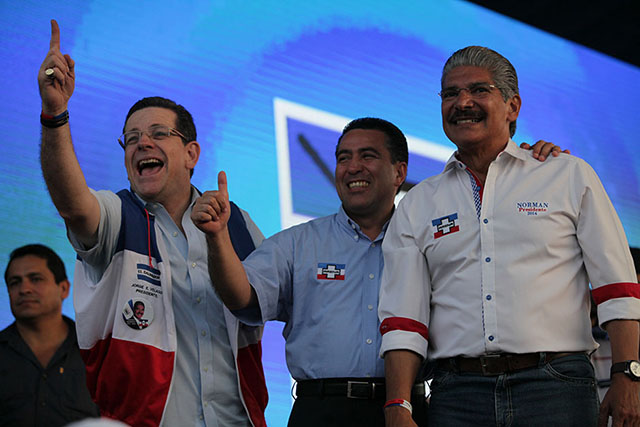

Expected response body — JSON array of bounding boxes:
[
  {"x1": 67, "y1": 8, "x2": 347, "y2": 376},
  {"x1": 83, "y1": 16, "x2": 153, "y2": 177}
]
[{"x1": 468, "y1": 1, "x2": 640, "y2": 68}]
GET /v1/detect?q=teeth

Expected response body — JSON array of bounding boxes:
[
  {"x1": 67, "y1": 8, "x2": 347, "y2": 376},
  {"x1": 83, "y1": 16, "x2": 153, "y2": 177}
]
[
  {"x1": 348, "y1": 181, "x2": 369, "y2": 188},
  {"x1": 456, "y1": 118, "x2": 481, "y2": 124},
  {"x1": 139, "y1": 159, "x2": 162, "y2": 167}
]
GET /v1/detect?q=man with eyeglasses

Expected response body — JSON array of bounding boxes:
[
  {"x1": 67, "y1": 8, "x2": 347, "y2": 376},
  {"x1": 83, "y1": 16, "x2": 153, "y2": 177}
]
[
  {"x1": 37, "y1": 20, "x2": 267, "y2": 427},
  {"x1": 379, "y1": 46, "x2": 640, "y2": 427}
]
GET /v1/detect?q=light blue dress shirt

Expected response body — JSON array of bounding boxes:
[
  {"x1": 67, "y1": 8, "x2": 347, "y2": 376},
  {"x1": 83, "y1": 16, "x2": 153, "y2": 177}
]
[
  {"x1": 242, "y1": 206, "x2": 386, "y2": 380},
  {"x1": 73, "y1": 188, "x2": 263, "y2": 427}
]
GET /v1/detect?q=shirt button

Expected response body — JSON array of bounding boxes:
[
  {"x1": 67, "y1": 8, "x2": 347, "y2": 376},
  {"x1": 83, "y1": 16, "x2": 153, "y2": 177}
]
[
  {"x1": 41, "y1": 402, "x2": 46, "y2": 407},
  {"x1": 201, "y1": 330, "x2": 207, "y2": 336},
  {"x1": 488, "y1": 335, "x2": 494, "y2": 341},
  {"x1": 196, "y1": 297, "x2": 201, "y2": 304},
  {"x1": 366, "y1": 338, "x2": 373, "y2": 344},
  {"x1": 354, "y1": 235, "x2": 358, "y2": 240},
  {"x1": 485, "y1": 257, "x2": 491, "y2": 263},
  {"x1": 371, "y1": 243, "x2": 376, "y2": 248},
  {"x1": 483, "y1": 218, "x2": 488, "y2": 224},
  {"x1": 368, "y1": 305, "x2": 373, "y2": 310},
  {"x1": 486, "y1": 295, "x2": 492, "y2": 300},
  {"x1": 191, "y1": 262, "x2": 197, "y2": 268},
  {"x1": 204, "y1": 367, "x2": 208, "y2": 372},
  {"x1": 200, "y1": 415, "x2": 204, "y2": 420},
  {"x1": 369, "y1": 273, "x2": 374, "y2": 279},
  {"x1": 172, "y1": 231, "x2": 178, "y2": 237},
  {"x1": 42, "y1": 373, "x2": 47, "y2": 379},
  {"x1": 204, "y1": 402, "x2": 208, "y2": 407}
]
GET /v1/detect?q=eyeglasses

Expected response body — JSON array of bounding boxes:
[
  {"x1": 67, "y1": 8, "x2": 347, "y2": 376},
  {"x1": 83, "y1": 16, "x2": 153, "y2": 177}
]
[
  {"x1": 118, "y1": 125, "x2": 187, "y2": 148},
  {"x1": 438, "y1": 83, "x2": 498, "y2": 101}
]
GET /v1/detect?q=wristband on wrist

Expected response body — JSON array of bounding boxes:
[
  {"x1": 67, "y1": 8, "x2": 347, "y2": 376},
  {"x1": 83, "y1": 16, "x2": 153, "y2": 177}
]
[
  {"x1": 41, "y1": 110, "x2": 69, "y2": 128},
  {"x1": 384, "y1": 398, "x2": 413, "y2": 414}
]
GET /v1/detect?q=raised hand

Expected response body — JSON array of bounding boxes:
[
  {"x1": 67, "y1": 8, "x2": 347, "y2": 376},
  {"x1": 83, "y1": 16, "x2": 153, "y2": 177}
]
[
  {"x1": 38, "y1": 19, "x2": 75, "y2": 115},
  {"x1": 192, "y1": 171, "x2": 231, "y2": 236}
]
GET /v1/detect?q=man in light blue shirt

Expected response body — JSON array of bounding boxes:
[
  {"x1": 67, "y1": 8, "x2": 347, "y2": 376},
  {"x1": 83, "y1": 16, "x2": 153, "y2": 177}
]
[{"x1": 193, "y1": 117, "x2": 422, "y2": 426}]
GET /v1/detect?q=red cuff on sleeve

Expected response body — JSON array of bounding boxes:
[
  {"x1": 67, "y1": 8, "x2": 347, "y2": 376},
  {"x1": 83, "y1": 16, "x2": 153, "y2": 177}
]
[
  {"x1": 592, "y1": 282, "x2": 640, "y2": 305},
  {"x1": 380, "y1": 317, "x2": 429, "y2": 341}
]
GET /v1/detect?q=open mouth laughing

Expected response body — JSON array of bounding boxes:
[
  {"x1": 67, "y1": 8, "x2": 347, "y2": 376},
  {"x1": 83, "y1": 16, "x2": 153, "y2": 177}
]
[{"x1": 137, "y1": 158, "x2": 164, "y2": 176}]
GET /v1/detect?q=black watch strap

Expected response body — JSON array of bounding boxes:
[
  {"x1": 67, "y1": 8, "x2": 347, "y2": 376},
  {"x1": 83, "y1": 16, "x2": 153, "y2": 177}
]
[{"x1": 610, "y1": 360, "x2": 640, "y2": 381}]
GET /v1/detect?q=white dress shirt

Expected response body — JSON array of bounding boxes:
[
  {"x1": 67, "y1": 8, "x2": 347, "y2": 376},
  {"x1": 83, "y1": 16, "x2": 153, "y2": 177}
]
[{"x1": 379, "y1": 140, "x2": 639, "y2": 360}]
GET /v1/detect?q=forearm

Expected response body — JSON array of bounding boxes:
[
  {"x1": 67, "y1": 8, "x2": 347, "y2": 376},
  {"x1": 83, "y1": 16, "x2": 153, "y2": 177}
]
[
  {"x1": 605, "y1": 319, "x2": 639, "y2": 363},
  {"x1": 599, "y1": 319, "x2": 640, "y2": 425},
  {"x1": 205, "y1": 228, "x2": 257, "y2": 310},
  {"x1": 384, "y1": 350, "x2": 421, "y2": 425},
  {"x1": 40, "y1": 123, "x2": 100, "y2": 244}
]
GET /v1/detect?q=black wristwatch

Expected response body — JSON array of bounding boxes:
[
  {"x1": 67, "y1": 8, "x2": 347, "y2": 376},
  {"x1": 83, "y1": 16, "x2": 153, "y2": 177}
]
[{"x1": 610, "y1": 360, "x2": 640, "y2": 381}]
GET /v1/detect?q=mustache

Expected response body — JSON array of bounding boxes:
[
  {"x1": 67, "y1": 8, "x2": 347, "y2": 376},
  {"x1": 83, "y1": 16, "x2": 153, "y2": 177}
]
[{"x1": 449, "y1": 110, "x2": 485, "y2": 122}]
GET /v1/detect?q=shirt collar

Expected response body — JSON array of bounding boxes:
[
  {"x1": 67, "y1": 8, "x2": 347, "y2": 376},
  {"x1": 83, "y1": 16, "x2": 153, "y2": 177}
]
[
  {"x1": 0, "y1": 315, "x2": 77, "y2": 349},
  {"x1": 337, "y1": 205, "x2": 390, "y2": 242},
  {"x1": 132, "y1": 186, "x2": 198, "y2": 213},
  {"x1": 443, "y1": 138, "x2": 521, "y2": 172}
]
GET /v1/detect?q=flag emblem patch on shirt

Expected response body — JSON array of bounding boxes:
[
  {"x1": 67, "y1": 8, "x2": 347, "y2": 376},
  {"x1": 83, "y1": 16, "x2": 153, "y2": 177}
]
[
  {"x1": 317, "y1": 263, "x2": 346, "y2": 280},
  {"x1": 137, "y1": 263, "x2": 161, "y2": 286},
  {"x1": 432, "y1": 213, "x2": 460, "y2": 239}
]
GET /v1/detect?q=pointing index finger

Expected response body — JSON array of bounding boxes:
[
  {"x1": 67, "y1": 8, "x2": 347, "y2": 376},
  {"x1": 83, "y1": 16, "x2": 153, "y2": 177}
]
[
  {"x1": 50, "y1": 19, "x2": 60, "y2": 50},
  {"x1": 217, "y1": 171, "x2": 228, "y2": 196}
]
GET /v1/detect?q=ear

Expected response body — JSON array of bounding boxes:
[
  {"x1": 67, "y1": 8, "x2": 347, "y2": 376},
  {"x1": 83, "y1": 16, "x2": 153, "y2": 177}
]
[
  {"x1": 185, "y1": 140, "x2": 201, "y2": 170},
  {"x1": 394, "y1": 161, "x2": 408, "y2": 189},
  {"x1": 507, "y1": 94, "x2": 521, "y2": 122},
  {"x1": 59, "y1": 279, "x2": 70, "y2": 300}
]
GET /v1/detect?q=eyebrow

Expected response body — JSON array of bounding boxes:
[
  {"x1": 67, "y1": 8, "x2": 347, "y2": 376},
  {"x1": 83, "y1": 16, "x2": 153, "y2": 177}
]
[
  {"x1": 125, "y1": 123, "x2": 169, "y2": 132},
  {"x1": 335, "y1": 146, "x2": 381, "y2": 157},
  {"x1": 442, "y1": 81, "x2": 492, "y2": 90}
]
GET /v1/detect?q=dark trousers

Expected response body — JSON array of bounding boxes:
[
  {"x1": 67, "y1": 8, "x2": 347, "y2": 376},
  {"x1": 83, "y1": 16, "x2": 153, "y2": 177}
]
[{"x1": 288, "y1": 390, "x2": 428, "y2": 427}]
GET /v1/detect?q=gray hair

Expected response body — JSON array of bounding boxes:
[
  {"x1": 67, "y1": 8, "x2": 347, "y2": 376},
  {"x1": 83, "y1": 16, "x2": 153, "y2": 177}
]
[{"x1": 441, "y1": 46, "x2": 519, "y2": 137}]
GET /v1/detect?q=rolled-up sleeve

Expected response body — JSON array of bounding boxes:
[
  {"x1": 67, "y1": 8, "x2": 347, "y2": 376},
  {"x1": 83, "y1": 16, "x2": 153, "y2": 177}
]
[
  {"x1": 379, "y1": 194, "x2": 431, "y2": 359},
  {"x1": 574, "y1": 160, "x2": 640, "y2": 324}
]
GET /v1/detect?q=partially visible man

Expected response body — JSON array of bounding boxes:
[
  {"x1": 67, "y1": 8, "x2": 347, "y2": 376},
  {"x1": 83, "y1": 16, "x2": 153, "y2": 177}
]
[
  {"x1": 0, "y1": 244, "x2": 99, "y2": 426},
  {"x1": 191, "y1": 115, "x2": 564, "y2": 426},
  {"x1": 379, "y1": 46, "x2": 640, "y2": 427},
  {"x1": 37, "y1": 20, "x2": 267, "y2": 426}
]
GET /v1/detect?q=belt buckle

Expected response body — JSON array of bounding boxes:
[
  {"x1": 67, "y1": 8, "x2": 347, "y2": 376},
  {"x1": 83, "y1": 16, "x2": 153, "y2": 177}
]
[
  {"x1": 347, "y1": 381, "x2": 372, "y2": 399},
  {"x1": 479, "y1": 354, "x2": 502, "y2": 376}
]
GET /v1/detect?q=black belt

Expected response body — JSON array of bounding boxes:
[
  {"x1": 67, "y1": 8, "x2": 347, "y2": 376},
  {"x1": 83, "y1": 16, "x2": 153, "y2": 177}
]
[
  {"x1": 437, "y1": 351, "x2": 583, "y2": 376},
  {"x1": 295, "y1": 378, "x2": 426, "y2": 400}
]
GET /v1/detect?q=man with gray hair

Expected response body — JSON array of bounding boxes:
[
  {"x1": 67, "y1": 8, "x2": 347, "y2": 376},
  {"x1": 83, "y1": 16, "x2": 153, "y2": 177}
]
[{"x1": 379, "y1": 46, "x2": 640, "y2": 426}]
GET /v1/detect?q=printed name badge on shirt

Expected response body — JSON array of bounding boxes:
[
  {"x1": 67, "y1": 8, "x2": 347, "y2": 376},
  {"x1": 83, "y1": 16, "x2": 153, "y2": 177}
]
[
  {"x1": 122, "y1": 298, "x2": 154, "y2": 330},
  {"x1": 317, "y1": 263, "x2": 346, "y2": 280},
  {"x1": 432, "y1": 213, "x2": 460, "y2": 239},
  {"x1": 121, "y1": 262, "x2": 162, "y2": 330},
  {"x1": 516, "y1": 201, "x2": 550, "y2": 216}
]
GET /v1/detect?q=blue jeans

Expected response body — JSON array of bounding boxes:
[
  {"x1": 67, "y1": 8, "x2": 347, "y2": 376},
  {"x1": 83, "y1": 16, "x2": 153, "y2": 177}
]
[{"x1": 428, "y1": 353, "x2": 599, "y2": 427}]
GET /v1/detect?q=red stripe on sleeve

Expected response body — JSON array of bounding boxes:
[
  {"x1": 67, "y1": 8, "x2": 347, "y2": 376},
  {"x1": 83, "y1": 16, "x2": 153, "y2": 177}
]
[
  {"x1": 592, "y1": 282, "x2": 640, "y2": 305},
  {"x1": 380, "y1": 317, "x2": 429, "y2": 341}
]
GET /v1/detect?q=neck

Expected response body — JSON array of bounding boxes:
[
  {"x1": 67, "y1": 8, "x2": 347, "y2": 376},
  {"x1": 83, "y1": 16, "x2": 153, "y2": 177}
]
[
  {"x1": 456, "y1": 138, "x2": 509, "y2": 185},
  {"x1": 142, "y1": 185, "x2": 193, "y2": 234},
  {"x1": 345, "y1": 204, "x2": 394, "y2": 241},
  {"x1": 16, "y1": 314, "x2": 68, "y2": 367}
]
